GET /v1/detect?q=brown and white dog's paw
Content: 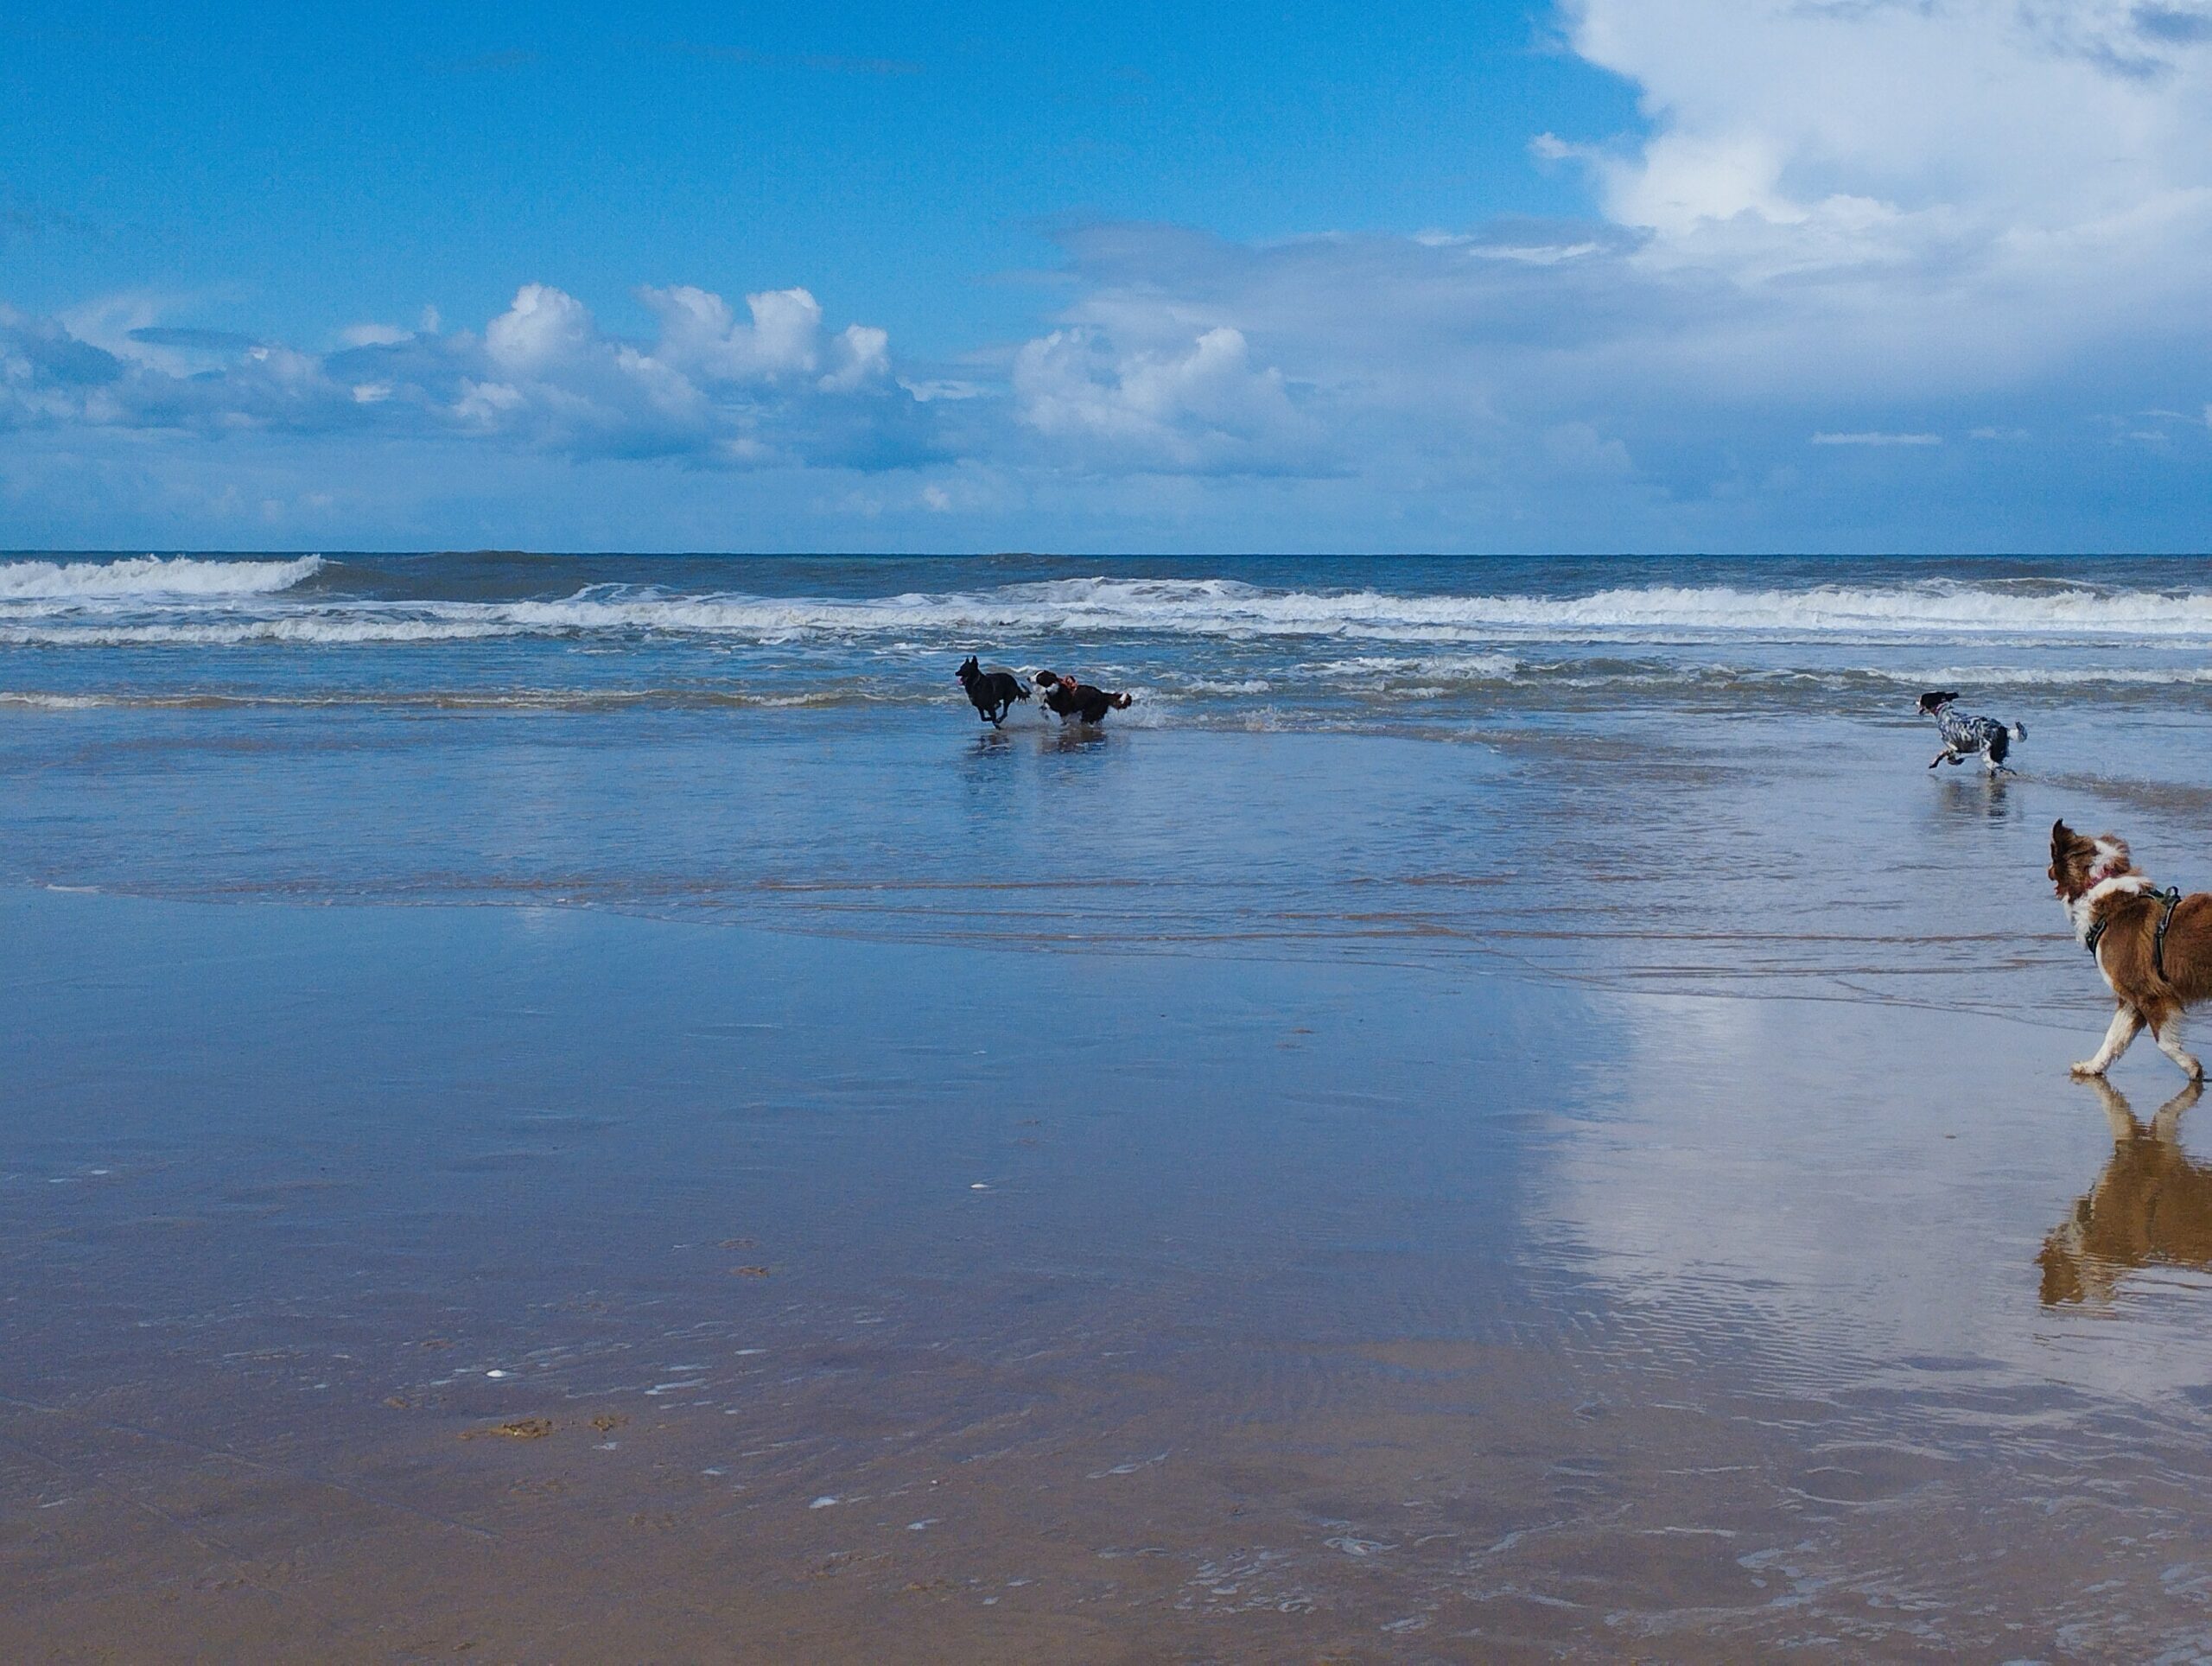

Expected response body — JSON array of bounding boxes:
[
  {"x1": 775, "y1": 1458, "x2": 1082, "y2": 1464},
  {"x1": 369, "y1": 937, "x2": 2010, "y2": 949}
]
[{"x1": 2070, "y1": 1059, "x2": 2108, "y2": 1078}]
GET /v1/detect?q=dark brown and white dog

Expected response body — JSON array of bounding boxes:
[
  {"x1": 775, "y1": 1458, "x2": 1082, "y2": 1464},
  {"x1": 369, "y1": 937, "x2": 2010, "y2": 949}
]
[
  {"x1": 2050, "y1": 818, "x2": 2212, "y2": 1079},
  {"x1": 1033, "y1": 670, "x2": 1133, "y2": 725}
]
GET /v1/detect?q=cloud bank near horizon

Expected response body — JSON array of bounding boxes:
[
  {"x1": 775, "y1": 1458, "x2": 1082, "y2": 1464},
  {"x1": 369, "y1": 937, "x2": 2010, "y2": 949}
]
[
  {"x1": 7, "y1": 0, "x2": 2212, "y2": 550},
  {"x1": 4, "y1": 283, "x2": 931, "y2": 469}
]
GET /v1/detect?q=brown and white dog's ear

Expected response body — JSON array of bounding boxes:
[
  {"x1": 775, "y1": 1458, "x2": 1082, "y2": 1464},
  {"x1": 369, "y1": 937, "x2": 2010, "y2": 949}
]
[
  {"x1": 2050, "y1": 819, "x2": 2098, "y2": 896},
  {"x1": 2091, "y1": 834, "x2": 2133, "y2": 879}
]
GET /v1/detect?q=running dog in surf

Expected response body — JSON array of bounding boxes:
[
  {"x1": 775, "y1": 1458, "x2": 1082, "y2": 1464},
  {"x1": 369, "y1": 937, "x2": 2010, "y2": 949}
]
[
  {"x1": 957, "y1": 656, "x2": 1030, "y2": 727},
  {"x1": 2050, "y1": 819, "x2": 2212, "y2": 1080},
  {"x1": 1917, "y1": 690, "x2": 2025, "y2": 774},
  {"x1": 1033, "y1": 671, "x2": 1134, "y2": 726}
]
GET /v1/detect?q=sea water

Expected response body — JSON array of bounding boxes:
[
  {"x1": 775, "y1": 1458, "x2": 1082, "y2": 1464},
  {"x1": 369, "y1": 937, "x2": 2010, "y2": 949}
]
[
  {"x1": 3, "y1": 550, "x2": 2210, "y2": 1011},
  {"x1": 15, "y1": 550, "x2": 2212, "y2": 1652}
]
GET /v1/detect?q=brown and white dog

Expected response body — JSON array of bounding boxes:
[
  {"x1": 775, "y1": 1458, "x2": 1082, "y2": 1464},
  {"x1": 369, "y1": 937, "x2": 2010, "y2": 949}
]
[{"x1": 2050, "y1": 818, "x2": 2212, "y2": 1079}]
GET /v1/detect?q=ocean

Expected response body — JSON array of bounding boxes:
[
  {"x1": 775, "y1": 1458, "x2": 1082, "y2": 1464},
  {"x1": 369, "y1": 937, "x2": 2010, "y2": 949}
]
[
  {"x1": 14, "y1": 550, "x2": 2212, "y2": 1655},
  {"x1": 5, "y1": 550, "x2": 2210, "y2": 1007}
]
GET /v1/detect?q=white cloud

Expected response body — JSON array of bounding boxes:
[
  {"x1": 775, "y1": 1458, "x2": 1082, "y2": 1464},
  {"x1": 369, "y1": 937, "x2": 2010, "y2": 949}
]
[
  {"x1": 485, "y1": 283, "x2": 595, "y2": 373},
  {"x1": 1012, "y1": 324, "x2": 1316, "y2": 474},
  {"x1": 1, "y1": 282, "x2": 933, "y2": 470},
  {"x1": 640, "y1": 284, "x2": 828, "y2": 380},
  {"x1": 1560, "y1": 0, "x2": 2212, "y2": 327},
  {"x1": 820, "y1": 324, "x2": 889, "y2": 391}
]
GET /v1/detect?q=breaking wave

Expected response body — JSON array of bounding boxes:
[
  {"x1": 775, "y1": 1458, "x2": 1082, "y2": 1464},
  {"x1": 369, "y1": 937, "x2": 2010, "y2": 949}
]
[
  {"x1": 0, "y1": 619, "x2": 515, "y2": 647},
  {"x1": 9, "y1": 571, "x2": 2212, "y2": 648},
  {"x1": 392, "y1": 576, "x2": 2212, "y2": 644},
  {"x1": 0, "y1": 555, "x2": 325, "y2": 601}
]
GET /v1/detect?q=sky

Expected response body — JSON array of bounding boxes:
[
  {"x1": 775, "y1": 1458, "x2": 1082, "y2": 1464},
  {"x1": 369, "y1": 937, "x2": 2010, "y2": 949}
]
[{"x1": 3, "y1": 0, "x2": 2210, "y2": 553}]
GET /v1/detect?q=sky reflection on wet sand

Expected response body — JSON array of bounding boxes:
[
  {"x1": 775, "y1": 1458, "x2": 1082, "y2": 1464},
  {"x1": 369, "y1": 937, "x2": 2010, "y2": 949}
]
[{"x1": 9, "y1": 862, "x2": 2212, "y2": 1656}]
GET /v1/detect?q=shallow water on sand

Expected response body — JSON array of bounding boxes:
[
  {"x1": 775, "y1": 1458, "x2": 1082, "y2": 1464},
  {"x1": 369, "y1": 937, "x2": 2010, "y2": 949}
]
[
  {"x1": 10, "y1": 890, "x2": 2212, "y2": 1658},
  {"x1": 11, "y1": 553, "x2": 2212, "y2": 1656}
]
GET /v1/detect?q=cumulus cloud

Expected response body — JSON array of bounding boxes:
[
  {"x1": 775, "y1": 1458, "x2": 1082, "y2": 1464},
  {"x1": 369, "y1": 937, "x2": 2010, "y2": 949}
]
[
  {"x1": 642, "y1": 285, "x2": 819, "y2": 378},
  {"x1": 0, "y1": 282, "x2": 937, "y2": 470},
  {"x1": 1558, "y1": 0, "x2": 2212, "y2": 336},
  {"x1": 1011, "y1": 324, "x2": 1318, "y2": 474}
]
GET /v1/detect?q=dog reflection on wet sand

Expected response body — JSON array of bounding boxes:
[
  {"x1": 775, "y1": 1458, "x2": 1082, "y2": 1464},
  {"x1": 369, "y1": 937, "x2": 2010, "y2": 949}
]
[{"x1": 2040, "y1": 1080, "x2": 2212, "y2": 1305}]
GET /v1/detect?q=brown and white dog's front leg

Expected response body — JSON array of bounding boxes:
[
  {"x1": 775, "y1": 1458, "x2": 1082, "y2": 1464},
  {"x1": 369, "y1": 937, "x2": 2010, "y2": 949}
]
[
  {"x1": 2073, "y1": 1005, "x2": 2145, "y2": 1078},
  {"x1": 2152, "y1": 1015, "x2": 2205, "y2": 1082}
]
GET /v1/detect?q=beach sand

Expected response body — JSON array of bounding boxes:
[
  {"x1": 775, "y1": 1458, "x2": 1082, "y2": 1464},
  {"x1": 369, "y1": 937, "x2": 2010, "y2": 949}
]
[{"x1": 10, "y1": 878, "x2": 2212, "y2": 1660}]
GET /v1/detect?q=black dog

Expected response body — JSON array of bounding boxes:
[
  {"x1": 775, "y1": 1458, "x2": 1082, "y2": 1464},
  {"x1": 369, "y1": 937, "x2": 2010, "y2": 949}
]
[
  {"x1": 957, "y1": 655, "x2": 1029, "y2": 726},
  {"x1": 1034, "y1": 670, "x2": 1134, "y2": 725}
]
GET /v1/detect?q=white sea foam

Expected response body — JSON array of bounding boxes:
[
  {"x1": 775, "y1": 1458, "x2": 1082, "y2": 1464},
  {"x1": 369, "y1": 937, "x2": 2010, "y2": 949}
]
[
  {"x1": 0, "y1": 555, "x2": 325, "y2": 601},
  {"x1": 0, "y1": 691, "x2": 115, "y2": 709},
  {"x1": 397, "y1": 577, "x2": 2212, "y2": 645},
  {"x1": 0, "y1": 618, "x2": 517, "y2": 647},
  {"x1": 8, "y1": 572, "x2": 2212, "y2": 652},
  {"x1": 450, "y1": 576, "x2": 2212, "y2": 642},
  {"x1": 1861, "y1": 664, "x2": 2212, "y2": 687},
  {"x1": 1306, "y1": 653, "x2": 1523, "y2": 681},
  {"x1": 1176, "y1": 677, "x2": 1275, "y2": 695}
]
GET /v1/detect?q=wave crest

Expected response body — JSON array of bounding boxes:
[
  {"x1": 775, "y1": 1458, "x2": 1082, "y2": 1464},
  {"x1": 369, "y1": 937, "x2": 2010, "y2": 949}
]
[
  {"x1": 0, "y1": 555, "x2": 326, "y2": 601},
  {"x1": 428, "y1": 576, "x2": 2212, "y2": 644},
  {"x1": 9, "y1": 570, "x2": 2212, "y2": 651}
]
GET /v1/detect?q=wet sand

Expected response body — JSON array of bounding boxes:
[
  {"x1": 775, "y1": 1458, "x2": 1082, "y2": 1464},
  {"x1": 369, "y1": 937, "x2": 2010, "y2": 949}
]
[{"x1": 11, "y1": 885, "x2": 2212, "y2": 1659}]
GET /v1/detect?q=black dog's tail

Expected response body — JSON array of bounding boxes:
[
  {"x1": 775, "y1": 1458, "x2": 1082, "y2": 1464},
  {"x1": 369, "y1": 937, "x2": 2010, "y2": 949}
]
[{"x1": 2010, "y1": 721, "x2": 2027, "y2": 741}]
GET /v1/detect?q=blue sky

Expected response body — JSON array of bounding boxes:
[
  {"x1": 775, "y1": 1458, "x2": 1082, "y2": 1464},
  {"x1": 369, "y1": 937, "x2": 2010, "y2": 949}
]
[{"x1": 4, "y1": 0, "x2": 2210, "y2": 552}]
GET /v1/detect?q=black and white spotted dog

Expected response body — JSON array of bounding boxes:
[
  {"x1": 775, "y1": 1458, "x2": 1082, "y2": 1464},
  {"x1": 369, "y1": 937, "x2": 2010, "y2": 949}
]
[{"x1": 1916, "y1": 690, "x2": 2026, "y2": 774}]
